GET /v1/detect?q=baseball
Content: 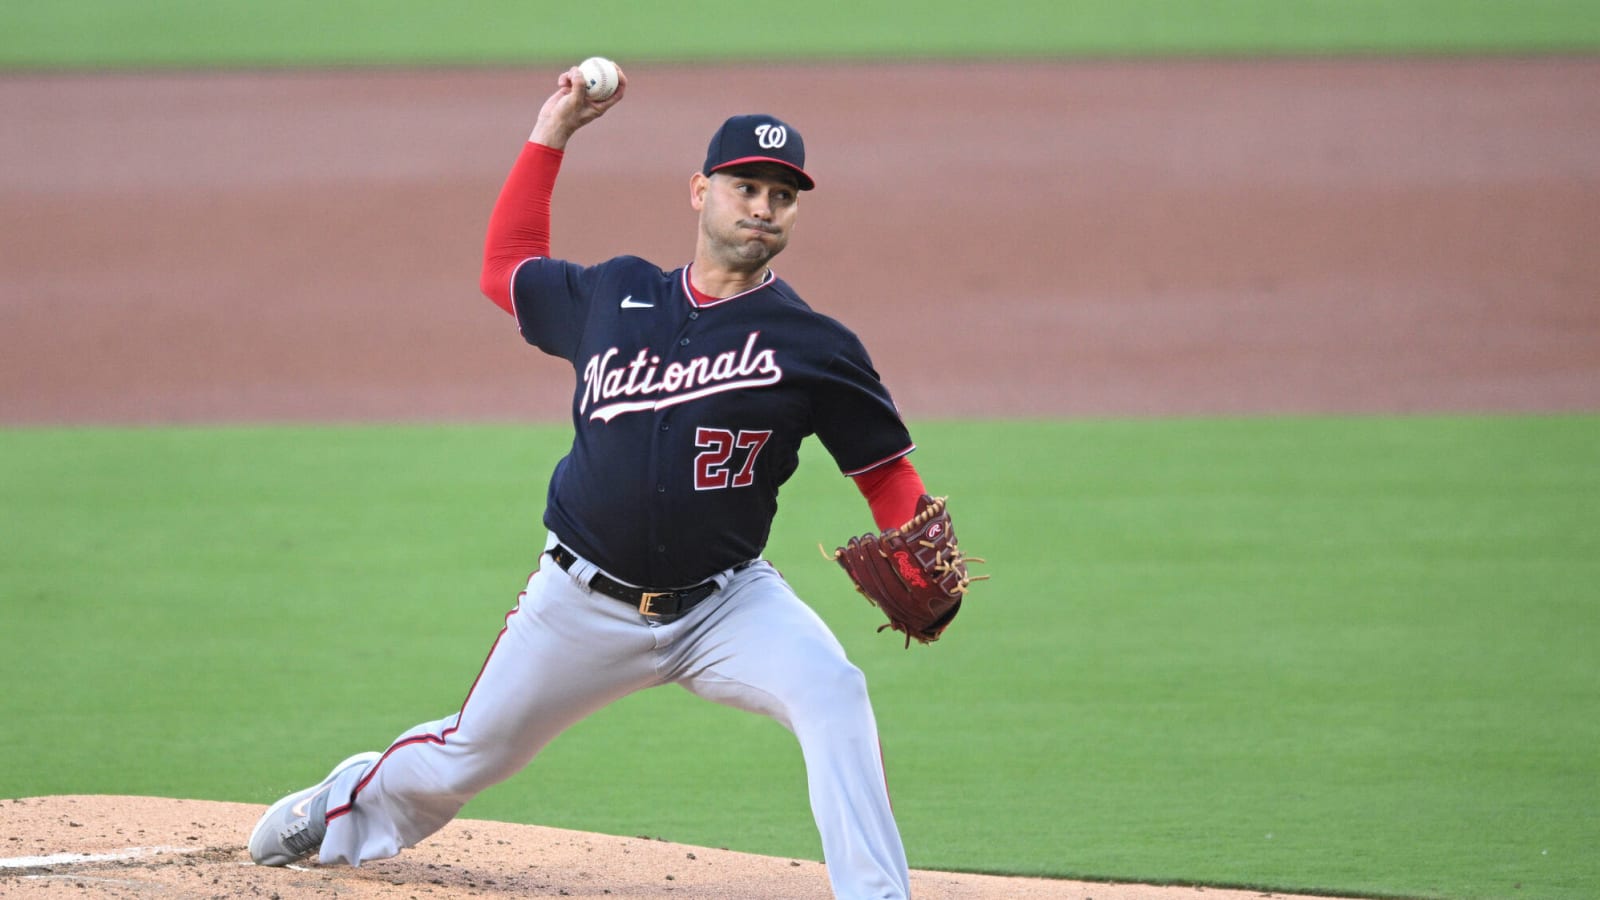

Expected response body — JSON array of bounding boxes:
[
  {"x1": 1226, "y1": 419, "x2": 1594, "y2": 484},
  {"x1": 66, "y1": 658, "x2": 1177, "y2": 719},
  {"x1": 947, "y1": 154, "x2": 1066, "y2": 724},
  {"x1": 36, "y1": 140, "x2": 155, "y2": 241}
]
[{"x1": 579, "y1": 56, "x2": 620, "y2": 101}]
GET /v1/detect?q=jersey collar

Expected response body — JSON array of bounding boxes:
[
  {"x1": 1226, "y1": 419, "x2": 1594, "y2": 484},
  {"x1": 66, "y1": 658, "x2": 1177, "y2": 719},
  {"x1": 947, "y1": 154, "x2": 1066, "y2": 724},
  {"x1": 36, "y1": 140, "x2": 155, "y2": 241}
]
[{"x1": 681, "y1": 264, "x2": 776, "y2": 309}]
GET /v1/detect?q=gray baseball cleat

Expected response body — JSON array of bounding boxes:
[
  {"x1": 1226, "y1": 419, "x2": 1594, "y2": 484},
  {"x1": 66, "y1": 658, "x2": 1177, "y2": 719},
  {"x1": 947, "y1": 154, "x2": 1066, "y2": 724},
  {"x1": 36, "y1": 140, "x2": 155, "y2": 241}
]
[{"x1": 248, "y1": 751, "x2": 381, "y2": 866}]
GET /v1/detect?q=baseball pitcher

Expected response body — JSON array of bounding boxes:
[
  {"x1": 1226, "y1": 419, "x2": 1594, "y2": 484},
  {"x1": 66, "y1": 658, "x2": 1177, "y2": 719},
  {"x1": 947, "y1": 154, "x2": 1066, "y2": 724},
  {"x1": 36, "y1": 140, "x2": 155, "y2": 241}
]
[{"x1": 248, "y1": 62, "x2": 981, "y2": 900}]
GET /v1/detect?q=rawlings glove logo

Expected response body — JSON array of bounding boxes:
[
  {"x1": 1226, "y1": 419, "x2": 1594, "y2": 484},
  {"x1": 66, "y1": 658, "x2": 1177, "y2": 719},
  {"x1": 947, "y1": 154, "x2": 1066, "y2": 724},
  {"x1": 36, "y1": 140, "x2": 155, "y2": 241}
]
[{"x1": 892, "y1": 550, "x2": 929, "y2": 587}]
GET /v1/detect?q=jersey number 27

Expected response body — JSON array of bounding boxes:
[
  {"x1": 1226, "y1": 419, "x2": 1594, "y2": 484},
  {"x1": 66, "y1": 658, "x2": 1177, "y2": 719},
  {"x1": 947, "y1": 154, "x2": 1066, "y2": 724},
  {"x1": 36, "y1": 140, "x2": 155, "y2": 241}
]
[{"x1": 694, "y1": 427, "x2": 772, "y2": 491}]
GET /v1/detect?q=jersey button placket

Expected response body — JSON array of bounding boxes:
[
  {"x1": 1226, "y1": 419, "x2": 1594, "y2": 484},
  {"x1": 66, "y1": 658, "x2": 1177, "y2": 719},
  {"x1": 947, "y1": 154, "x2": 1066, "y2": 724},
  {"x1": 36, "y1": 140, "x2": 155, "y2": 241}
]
[
  {"x1": 648, "y1": 408, "x2": 673, "y2": 574},
  {"x1": 649, "y1": 306, "x2": 704, "y2": 578}
]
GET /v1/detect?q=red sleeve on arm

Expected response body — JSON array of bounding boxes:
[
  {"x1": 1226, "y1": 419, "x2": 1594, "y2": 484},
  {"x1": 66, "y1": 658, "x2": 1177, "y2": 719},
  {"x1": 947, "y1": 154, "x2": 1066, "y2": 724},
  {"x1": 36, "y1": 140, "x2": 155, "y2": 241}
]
[
  {"x1": 852, "y1": 456, "x2": 927, "y2": 531},
  {"x1": 480, "y1": 142, "x2": 564, "y2": 316}
]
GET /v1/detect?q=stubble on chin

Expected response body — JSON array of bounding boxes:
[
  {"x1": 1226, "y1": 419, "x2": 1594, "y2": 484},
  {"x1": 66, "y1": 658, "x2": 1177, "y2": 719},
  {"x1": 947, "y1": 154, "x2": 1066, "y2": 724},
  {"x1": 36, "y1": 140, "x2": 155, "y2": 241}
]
[
  {"x1": 709, "y1": 228, "x2": 784, "y2": 267},
  {"x1": 734, "y1": 239, "x2": 778, "y2": 263}
]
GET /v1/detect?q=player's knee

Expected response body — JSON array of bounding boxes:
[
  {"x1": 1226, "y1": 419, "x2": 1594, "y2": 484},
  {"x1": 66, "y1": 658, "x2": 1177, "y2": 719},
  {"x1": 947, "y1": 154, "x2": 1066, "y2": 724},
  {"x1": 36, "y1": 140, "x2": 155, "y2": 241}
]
[{"x1": 792, "y1": 659, "x2": 870, "y2": 713}]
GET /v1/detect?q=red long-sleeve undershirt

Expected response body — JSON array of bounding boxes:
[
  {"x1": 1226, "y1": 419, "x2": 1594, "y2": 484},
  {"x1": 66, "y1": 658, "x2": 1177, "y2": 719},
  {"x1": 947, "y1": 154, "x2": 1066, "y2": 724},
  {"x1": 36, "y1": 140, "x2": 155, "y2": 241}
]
[
  {"x1": 480, "y1": 142, "x2": 563, "y2": 315},
  {"x1": 854, "y1": 456, "x2": 928, "y2": 529},
  {"x1": 478, "y1": 140, "x2": 927, "y2": 529}
]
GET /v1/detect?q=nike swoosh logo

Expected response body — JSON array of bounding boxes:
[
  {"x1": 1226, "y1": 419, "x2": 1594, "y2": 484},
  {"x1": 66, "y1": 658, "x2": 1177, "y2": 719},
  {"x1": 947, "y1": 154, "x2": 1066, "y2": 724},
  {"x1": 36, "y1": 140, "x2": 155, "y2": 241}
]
[
  {"x1": 620, "y1": 295, "x2": 654, "y2": 309},
  {"x1": 290, "y1": 783, "x2": 333, "y2": 819}
]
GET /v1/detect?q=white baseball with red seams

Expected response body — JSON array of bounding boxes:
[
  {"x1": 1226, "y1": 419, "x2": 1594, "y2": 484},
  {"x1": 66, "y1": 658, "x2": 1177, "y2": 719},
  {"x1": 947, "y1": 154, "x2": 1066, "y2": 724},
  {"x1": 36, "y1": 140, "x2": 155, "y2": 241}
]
[{"x1": 579, "y1": 57, "x2": 619, "y2": 100}]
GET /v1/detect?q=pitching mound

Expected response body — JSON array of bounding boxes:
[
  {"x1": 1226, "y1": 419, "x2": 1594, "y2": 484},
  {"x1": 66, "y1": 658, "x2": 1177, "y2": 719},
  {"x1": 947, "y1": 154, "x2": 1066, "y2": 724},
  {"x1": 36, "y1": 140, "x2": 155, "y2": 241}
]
[{"x1": 1, "y1": 795, "x2": 1366, "y2": 899}]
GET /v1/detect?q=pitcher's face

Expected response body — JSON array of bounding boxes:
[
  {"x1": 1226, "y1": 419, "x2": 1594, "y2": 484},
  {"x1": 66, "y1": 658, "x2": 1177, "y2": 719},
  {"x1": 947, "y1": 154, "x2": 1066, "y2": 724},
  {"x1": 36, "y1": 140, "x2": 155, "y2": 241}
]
[{"x1": 692, "y1": 165, "x2": 800, "y2": 267}]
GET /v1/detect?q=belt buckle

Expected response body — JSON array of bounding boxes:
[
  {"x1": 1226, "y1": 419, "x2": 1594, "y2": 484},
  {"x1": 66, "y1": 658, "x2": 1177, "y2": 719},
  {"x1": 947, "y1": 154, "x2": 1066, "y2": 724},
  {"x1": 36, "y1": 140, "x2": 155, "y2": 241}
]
[{"x1": 638, "y1": 591, "x2": 668, "y2": 618}]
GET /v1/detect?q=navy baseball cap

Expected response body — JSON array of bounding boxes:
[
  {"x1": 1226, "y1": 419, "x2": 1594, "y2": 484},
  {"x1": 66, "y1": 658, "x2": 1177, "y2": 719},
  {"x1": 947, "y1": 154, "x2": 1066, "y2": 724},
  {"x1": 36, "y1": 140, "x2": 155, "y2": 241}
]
[{"x1": 702, "y1": 114, "x2": 815, "y2": 190}]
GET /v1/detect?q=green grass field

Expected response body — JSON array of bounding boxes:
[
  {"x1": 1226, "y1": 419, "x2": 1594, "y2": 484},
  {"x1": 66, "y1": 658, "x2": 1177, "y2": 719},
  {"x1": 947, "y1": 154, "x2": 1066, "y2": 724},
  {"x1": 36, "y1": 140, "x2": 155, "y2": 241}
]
[
  {"x1": 3, "y1": 0, "x2": 1599, "y2": 68},
  {"x1": 2, "y1": 417, "x2": 1597, "y2": 899}
]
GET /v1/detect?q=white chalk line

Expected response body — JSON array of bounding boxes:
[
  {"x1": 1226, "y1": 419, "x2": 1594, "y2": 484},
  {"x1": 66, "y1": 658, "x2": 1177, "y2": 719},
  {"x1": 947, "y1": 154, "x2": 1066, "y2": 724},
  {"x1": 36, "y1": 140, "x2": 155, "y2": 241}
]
[
  {"x1": 0, "y1": 846, "x2": 199, "y2": 869},
  {"x1": 17, "y1": 874, "x2": 154, "y2": 888}
]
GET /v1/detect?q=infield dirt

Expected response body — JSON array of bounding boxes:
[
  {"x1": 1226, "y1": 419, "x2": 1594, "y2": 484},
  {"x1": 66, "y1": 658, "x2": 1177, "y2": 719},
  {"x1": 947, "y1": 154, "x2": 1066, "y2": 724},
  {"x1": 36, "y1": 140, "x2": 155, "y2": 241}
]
[
  {"x1": 4, "y1": 60, "x2": 1597, "y2": 425},
  {"x1": 3, "y1": 59, "x2": 1597, "y2": 898},
  {"x1": 5, "y1": 795, "x2": 1366, "y2": 899}
]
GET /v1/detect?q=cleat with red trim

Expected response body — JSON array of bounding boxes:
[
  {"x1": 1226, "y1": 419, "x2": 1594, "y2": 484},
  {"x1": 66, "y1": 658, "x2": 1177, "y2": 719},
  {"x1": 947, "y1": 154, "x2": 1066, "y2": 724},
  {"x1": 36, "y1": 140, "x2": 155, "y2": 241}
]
[{"x1": 247, "y1": 751, "x2": 380, "y2": 866}]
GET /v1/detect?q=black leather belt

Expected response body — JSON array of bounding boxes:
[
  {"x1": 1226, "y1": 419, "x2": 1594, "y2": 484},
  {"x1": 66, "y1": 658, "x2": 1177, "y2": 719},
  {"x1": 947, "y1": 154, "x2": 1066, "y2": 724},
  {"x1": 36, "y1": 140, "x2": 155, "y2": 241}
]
[{"x1": 549, "y1": 544, "x2": 740, "y2": 620}]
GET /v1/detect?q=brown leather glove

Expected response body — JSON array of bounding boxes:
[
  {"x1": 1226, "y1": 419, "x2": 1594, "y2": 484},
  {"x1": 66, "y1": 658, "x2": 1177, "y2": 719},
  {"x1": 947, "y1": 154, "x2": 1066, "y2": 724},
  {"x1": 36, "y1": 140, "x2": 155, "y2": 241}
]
[{"x1": 831, "y1": 494, "x2": 986, "y2": 647}]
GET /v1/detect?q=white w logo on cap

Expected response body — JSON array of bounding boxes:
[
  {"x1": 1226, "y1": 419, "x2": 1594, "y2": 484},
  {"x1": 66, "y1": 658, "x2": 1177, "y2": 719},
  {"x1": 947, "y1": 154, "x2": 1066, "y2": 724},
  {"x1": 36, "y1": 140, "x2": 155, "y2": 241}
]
[{"x1": 754, "y1": 123, "x2": 788, "y2": 149}]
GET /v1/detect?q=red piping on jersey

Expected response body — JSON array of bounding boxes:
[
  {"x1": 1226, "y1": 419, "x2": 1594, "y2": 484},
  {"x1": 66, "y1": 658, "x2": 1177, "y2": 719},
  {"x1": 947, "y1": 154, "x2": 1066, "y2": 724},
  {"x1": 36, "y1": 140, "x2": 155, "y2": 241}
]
[
  {"x1": 842, "y1": 444, "x2": 915, "y2": 479},
  {"x1": 505, "y1": 257, "x2": 540, "y2": 334},
  {"x1": 681, "y1": 264, "x2": 775, "y2": 308},
  {"x1": 325, "y1": 597, "x2": 527, "y2": 822}
]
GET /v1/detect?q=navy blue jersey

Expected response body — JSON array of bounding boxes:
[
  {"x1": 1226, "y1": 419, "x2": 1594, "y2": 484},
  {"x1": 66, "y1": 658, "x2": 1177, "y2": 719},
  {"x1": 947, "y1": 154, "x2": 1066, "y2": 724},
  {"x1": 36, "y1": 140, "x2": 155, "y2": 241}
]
[{"x1": 512, "y1": 256, "x2": 913, "y2": 588}]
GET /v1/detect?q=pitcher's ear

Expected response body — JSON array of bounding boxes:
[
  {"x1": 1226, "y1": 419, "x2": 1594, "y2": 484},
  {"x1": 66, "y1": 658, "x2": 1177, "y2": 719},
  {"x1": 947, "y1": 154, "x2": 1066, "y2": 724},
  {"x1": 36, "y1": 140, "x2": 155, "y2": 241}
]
[{"x1": 690, "y1": 171, "x2": 710, "y2": 210}]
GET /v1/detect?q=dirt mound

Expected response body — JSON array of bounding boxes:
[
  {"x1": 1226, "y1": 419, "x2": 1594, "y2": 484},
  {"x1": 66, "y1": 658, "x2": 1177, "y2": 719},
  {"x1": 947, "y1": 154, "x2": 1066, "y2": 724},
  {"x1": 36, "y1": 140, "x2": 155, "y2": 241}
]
[{"x1": 2, "y1": 795, "x2": 1361, "y2": 899}]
